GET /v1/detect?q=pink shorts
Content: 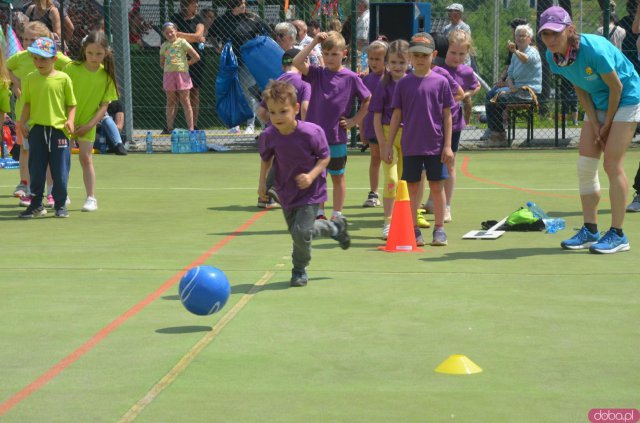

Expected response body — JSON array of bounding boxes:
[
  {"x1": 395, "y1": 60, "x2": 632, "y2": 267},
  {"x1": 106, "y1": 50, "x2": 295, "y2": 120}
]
[{"x1": 163, "y1": 72, "x2": 193, "y2": 92}]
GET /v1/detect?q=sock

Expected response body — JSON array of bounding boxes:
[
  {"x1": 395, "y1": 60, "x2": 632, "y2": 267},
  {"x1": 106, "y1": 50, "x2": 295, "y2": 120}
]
[
  {"x1": 584, "y1": 223, "x2": 598, "y2": 234},
  {"x1": 611, "y1": 227, "x2": 623, "y2": 237},
  {"x1": 331, "y1": 210, "x2": 342, "y2": 218}
]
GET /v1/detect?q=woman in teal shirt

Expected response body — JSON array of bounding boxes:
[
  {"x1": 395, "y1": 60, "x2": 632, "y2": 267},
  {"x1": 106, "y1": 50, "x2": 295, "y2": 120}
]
[{"x1": 539, "y1": 6, "x2": 640, "y2": 254}]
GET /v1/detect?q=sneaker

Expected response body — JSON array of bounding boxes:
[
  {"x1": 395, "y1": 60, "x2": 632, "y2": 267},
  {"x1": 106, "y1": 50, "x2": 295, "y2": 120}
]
[
  {"x1": 257, "y1": 197, "x2": 267, "y2": 208},
  {"x1": 589, "y1": 229, "x2": 630, "y2": 254},
  {"x1": 46, "y1": 195, "x2": 55, "y2": 208},
  {"x1": 560, "y1": 225, "x2": 600, "y2": 250},
  {"x1": 362, "y1": 191, "x2": 381, "y2": 207},
  {"x1": 382, "y1": 223, "x2": 390, "y2": 240},
  {"x1": 479, "y1": 128, "x2": 492, "y2": 140},
  {"x1": 290, "y1": 269, "x2": 308, "y2": 287},
  {"x1": 267, "y1": 187, "x2": 280, "y2": 204},
  {"x1": 14, "y1": 182, "x2": 29, "y2": 198},
  {"x1": 444, "y1": 206, "x2": 452, "y2": 223},
  {"x1": 480, "y1": 131, "x2": 507, "y2": 147},
  {"x1": 417, "y1": 210, "x2": 431, "y2": 228},
  {"x1": 414, "y1": 227, "x2": 425, "y2": 247},
  {"x1": 19, "y1": 205, "x2": 47, "y2": 218},
  {"x1": 19, "y1": 195, "x2": 31, "y2": 207},
  {"x1": 431, "y1": 227, "x2": 448, "y2": 246},
  {"x1": 422, "y1": 200, "x2": 434, "y2": 214},
  {"x1": 160, "y1": 128, "x2": 171, "y2": 135},
  {"x1": 626, "y1": 192, "x2": 640, "y2": 212},
  {"x1": 331, "y1": 215, "x2": 351, "y2": 249},
  {"x1": 114, "y1": 143, "x2": 128, "y2": 156},
  {"x1": 82, "y1": 196, "x2": 98, "y2": 212},
  {"x1": 228, "y1": 126, "x2": 240, "y2": 134},
  {"x1": 316, "y1": 214, "x2": 327, "y2": 220},
  {"x1": 265, "y1": 198, "x2": 279, "y2": 209},
  {"x1": 55, "y1": 207, "x2": 69, "y2": 218},
  {"x1": 244, "y1": 125, "x2": 255, "y2": 135}
]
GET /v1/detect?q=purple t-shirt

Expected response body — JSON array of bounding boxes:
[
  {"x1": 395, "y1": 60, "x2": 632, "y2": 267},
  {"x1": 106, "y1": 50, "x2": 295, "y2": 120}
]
[
  {"x1": 360, "y1": 72, "x2": 383, "y2": 140},
  {"x1": 258, "y1": 121, "x2": 329, "y2": 210},
  {"x1": 260, "y1": 72, "x2": 311, "y2": 121},
  {"x1": 433, "y1": 66, "x2": 464, "y2": 132},
  {"x1": 369, "y1": 78, "x2": 398, "y2": 126},
  {"x1": 304, "y1": 65, "x2": 371, "y2": 145},
  {"x1": 391, "y1": 71, "x2": 455, "y2": 156}
]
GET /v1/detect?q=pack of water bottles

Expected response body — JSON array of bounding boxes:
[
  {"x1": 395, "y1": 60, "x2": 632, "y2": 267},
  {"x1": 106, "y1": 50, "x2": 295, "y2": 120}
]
[
  {"x1": 170, "y1": 129, "x2": 208, "y2": 154},
  {"x1": 526, "y1": 202, "x2": 566, "y2": 234},
  {"x1": 0, "y1": 141, "x2": 19, "y2": 169}
]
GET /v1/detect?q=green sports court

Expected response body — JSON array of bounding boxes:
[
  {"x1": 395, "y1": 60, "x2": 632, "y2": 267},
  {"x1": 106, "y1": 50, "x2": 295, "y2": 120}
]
[{"x1": 1, "y1": 147, "x2": 638, "y2": 422}]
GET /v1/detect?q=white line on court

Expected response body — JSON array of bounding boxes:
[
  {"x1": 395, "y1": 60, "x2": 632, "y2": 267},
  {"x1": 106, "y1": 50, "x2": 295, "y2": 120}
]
[
  {"x1": 118, "y1": 269, "x2": 277, "y2": 423},
  {"x1": 0, "y1": 185, "x2": 582, "y2": 191}
]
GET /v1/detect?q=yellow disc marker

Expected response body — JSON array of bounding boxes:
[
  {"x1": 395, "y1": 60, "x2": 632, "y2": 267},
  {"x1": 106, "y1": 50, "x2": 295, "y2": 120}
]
[{"x1": 435, "y1": 354, "x2": 483, "y2": 375}]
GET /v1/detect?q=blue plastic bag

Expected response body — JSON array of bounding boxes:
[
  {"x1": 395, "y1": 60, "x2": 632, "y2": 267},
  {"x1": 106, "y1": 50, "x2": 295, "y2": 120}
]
[
  {"x1": 240, "y1": 36, "x2": 284, "y2": 91},
  {"x1": 216, "y1": 42, "x2": 254, "y2": 128}
]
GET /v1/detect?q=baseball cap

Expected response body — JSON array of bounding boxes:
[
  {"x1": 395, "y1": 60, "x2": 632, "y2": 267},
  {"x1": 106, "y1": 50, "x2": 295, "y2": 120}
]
[
  {"x1": 430, "y1": 32, "x2": 448, "y2": 66},
  {"x1": 409, "y1": 33, "x2": 435, "y2": 55},
  {"x1": 27, "y1": 37, "x2": 56, "y2": 58},
  {"x1": 282, "y1": 48, "x2": 301, "y2": 66},
  {"x1": 446, "y1": 3, "x2": 464, "y2": 12},
  {"x1": 538, "y1": 6, "x2": 572, "y2": 34}
]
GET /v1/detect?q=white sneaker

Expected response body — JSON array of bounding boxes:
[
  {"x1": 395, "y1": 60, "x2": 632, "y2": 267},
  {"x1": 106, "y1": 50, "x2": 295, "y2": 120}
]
[
  {"x1": 244, "y1": 125, "x2": 255, "y2": 135},
  {"x1": 382, "y1": 223, "x2": 390, "y2": 240},
  {"x1": 627, "y1": 192, "x2": 640, "y2": 212},
  {"x1": 444, "y1": 206, "x2": 452, "y2": 223},
  {"x1": 82, "y1": 196, "x2": 98, "y2": 212}
]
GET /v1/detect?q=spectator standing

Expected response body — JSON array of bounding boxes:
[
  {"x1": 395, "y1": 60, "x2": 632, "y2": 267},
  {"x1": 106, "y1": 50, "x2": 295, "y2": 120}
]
[
  {"x1": 292, "y1": 20, "x2": 323, "y2": 66},
  {"x1": 23, "y1": 0, "x2": 74, "y2": 48},
  {"x1": 210, "y1": 0, "x2": 272, "y2": 134},
  {"x1": 170, "y1": 0, "x2": 206, "y2": 131},
  {"x1": 307, "y1": 19, "x2": 321, "y2": 38},
  {"x1": 128, "y1": 0, "x2": 152, "y2": 50},
  {"x1": 443, "y1": 3, "x2": 470, "y2": 37},
  {"x1": 620, "y1": 0, "x2": 640, "y2": 74},
  {"x1": 274, "y1": 22, "x2": 297, "y2": 51},
  {"x1": 597, "y1": 2, "x2": 625, "y2": 51},
  {"x1": 356, "y1": 0, "x2": 370, "y2": 51}
]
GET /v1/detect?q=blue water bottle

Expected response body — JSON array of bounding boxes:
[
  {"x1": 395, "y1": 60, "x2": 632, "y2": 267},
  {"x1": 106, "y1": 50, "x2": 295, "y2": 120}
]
[
  {"x1": 527, "y1": 201, "x2": 565, "y2": 233},
  {"x1": 198, "y1": 130, "x2": 207, "y2": 152},
  {"x1": 1, "y1": 140, "x2": 8, "y2": 158},
  {"x1": 145, "y1": 131, "x2": 153, "y2": 154},
  {"x1": 170, "y1": 130, "x2": 178, "y2": 153},
  {"x1": 189, "y1": 130, "x2": 196, "y2": 153}
]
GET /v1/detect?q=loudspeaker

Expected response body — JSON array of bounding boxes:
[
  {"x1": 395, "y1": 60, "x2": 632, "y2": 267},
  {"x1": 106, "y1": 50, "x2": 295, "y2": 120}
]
[{"x1": 369, "y1": 2, "x2": 432, "y2": 42}]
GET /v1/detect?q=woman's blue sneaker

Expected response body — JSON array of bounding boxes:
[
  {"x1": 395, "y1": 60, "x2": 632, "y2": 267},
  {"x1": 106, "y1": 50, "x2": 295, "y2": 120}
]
[
  {"x1": 560, "y1": 225, "x2": 599, "y2": 250},
  {"x1": 589, "y1": 229, "x2": 630, "y2": 254}
]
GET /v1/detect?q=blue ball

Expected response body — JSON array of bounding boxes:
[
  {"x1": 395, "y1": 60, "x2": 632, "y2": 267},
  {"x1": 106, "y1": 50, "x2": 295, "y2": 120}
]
[{"x1": 179, "y1": 266, "x2": 231, "y2": 316}]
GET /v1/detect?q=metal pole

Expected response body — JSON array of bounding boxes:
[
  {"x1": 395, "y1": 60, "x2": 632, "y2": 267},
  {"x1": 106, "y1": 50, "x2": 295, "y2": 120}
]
[
  {"x1": 350, "y1": 0, "x2": 358, "y2": 147},
  {"x1": 60, "y1": 0, "x2": 65, "y2": 49},
  {"x1": 112, "y1": 0, "x2": 134, "y2": 144},
  {"x1": 104, "y1": 0, "x2": 112, "y2": 43},
  {"x1": 493, "y1": 0, "x2": 500, "y2": 83}
]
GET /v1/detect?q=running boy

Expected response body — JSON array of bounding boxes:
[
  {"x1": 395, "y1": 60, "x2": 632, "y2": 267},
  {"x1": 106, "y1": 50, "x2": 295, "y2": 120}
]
[
  {"x1": 18, "y1": 37, "x2": 76, "y2": 218},
  {"x1": 386, "y1": 33, "x2": 455, "y2": 246},
  {"x1": 293, "y1": 31, "x2": 371, "y2": 220},
  {"x1": 258, "y1": 80, "x2": 350, "y2": 287}
]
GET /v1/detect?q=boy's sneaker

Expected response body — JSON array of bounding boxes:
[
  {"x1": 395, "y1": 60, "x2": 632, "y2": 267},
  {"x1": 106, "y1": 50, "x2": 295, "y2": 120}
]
[
  {"x1": 417, "y1": 210, "x2": 431, "y2": 228},
  {"x1": 19, "y1": 195, "x2": 31, "y2": 207},
  {"x1": 331, "y1": 215, "x2": 351, "y2": 249},
  {"x1": 589, "y1": 229, "x2": 630, "y2": 254},
  {"x1": 382, "y1": 222, "x2": 390, "y2": 240},
  {"x1": 114, "y1": 143, "x2": 128, "y2": 156},
  {"x1": 560, "y1": 225, "x2": 599, "y2": 250},
  {"x1": 19, "y1": 205, "x2": 47, "y2": 219},
  {"x1": 414, "y1": 227, "x2": 425, "y2": 247},
  {"x1": 362, "y1": 191, "x2": 380, "y2": 207},
  {"x1": 14, "y1": 183, "x2": 29, "y2": 198},
  {"x1": 290, "y1": 269, "x2": 308, "y2": 287},
  {"x1": 444, "y1": 206, "x2": 452, "y2": 223},
  {"x1": 55, "y1": 207, "x2": 69, "y2": 218},
  {"x1": 82, "y1": 196, "x2": 98, "y2": 212},
  {"x1": 431, "y1": 227, "x2": 448, "y2": 246},
  {"x1": 267, "y1": 187, "x2": 280, "y2": 204},
  {"x1": 46, "y1": 195, "x2": 55, "y2": 208},
  {"x1": 626, "y1": 192, "x2": 640, "y2": 212}
]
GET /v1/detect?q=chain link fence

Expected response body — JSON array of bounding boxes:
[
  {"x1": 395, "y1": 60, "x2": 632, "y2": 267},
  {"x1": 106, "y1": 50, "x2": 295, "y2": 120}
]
[{"x1": 0, "y1": 0, "x2": 634, "y2": 146}]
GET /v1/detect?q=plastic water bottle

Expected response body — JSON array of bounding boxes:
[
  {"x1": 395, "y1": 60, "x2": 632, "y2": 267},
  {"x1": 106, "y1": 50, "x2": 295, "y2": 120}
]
[
  {"x1": 198, "y1": 42, "x2": 205, "y2": 51},
  {"x1": 359, "y1": 51, "x2": 368, "y2": 73},
  {"x1": 145, "y1": 131, "x2": 153, "y2": 154},
  {"x1": 197, "y1": 130, "x2": 207, "y2": 152},
  {"x1": 1, "y1": 140, "x2": 8, "y2": 158},
  {"x1": 527, "y1": 201, "x2": 565, "y2": 233},
  {"x1": 171, "y1": 130, "x2": 178, "y2": 153},
  {"x1": 189, "y1": 130, "x2": 196, "y2": 153}
]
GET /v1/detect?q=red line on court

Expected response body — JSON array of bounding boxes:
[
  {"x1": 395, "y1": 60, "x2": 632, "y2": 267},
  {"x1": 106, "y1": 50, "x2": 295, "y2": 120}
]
[
  {"x1": 461, "y1": 156, "x2": 576, "y2": 199},
  {"x1": 0, "y1": 210, "x2": 268, "y2": 417}
]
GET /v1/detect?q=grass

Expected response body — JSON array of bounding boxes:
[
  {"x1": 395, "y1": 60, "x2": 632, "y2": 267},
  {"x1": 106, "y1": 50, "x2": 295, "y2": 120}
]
[{"x1": 0, "y1": 148, "x2": 638, "y2": 422}]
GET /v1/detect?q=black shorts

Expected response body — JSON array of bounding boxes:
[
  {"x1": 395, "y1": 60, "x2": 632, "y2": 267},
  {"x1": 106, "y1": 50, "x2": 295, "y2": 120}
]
[
  {"x1": 189, "y1": 60, "x2": 206, "y2": 89},
  {"x1": 402, "y1": 155, "x2": 448, "y2": 182}
]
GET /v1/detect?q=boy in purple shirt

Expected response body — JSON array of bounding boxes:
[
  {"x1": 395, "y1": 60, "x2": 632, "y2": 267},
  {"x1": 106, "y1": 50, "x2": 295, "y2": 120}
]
[
  {"x1": 387, "y1": 33, "x2": 455, "y2": 247},
  {"x1": 293, "y1": 30, "x2": 371, "y2": 220},
  {"x1": 258, "y1": 81, "x2": 350, "y2": 287}
]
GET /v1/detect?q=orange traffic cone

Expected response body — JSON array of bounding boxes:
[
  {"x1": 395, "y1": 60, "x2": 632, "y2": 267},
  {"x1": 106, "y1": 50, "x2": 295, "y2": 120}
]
[{"x1": 378, "y1": 180, "x2": 422, "y2": 252}]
